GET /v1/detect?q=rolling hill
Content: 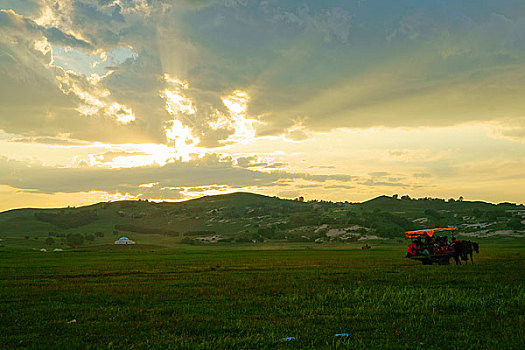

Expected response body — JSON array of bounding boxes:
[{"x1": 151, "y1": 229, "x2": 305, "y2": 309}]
[{"x1": 0, "y1": 192, "x2": 523, "y2": 249}]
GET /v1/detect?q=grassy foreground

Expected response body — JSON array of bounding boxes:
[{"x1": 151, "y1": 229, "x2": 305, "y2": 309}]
[{"x1": 0, "y1": 243, "x2": 523, "y2": 349}]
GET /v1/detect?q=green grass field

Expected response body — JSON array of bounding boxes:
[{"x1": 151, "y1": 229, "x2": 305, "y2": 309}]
[{"x1": 1, "y1": 243, "x2": 523, "y2": 349}]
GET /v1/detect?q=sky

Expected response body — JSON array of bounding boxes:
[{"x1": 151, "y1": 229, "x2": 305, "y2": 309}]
[{"x1": 0, "y1": 0, "x2": 524, "y2": 211}]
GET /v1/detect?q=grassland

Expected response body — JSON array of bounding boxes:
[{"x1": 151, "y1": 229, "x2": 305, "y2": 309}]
[{"x1": 1, "y1": 242, "x2": 523, "y2": 349}]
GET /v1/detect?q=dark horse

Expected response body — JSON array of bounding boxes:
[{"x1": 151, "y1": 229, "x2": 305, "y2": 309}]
[{"x1": 452, "y1": 240, "x2": 479, "y2": 265}]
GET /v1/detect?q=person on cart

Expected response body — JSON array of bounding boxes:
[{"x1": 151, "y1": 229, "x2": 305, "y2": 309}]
[{"x1": 406, "y1": 240, "x2": 420, "y2": 257}]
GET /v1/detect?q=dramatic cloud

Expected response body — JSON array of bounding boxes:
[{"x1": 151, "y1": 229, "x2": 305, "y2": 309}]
[
  {"x1": 3, "y1": 1, "x2": 525, "y2": 145},
  {"x1": 0, "y1": 9, "x2": 91, "y2": 49},
  {"x1": 1, "y1": 0, "x2": 525, "y2": 208}
]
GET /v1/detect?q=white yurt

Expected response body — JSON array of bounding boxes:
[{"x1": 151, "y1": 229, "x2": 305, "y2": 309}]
[{"x1": 114, "y1": 237, "x2": 136, "y2": 245}]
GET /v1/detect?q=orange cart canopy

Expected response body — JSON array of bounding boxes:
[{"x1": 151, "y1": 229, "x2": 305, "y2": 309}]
[{"x1": 405, "y1": 227, "x2": 457, "y2": 238}]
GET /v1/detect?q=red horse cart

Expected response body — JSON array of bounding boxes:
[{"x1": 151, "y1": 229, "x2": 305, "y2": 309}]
[{"x1": 405, "y1": 227, "x2": 458, "y2": 265}]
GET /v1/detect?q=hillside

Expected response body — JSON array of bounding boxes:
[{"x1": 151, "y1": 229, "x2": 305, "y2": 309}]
[{"x1": 0, "y1": 192, "x2": 523, "y2": 249}]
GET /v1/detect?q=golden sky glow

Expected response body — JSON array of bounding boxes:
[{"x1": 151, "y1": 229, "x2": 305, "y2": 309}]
[{"x1": 0, "y1": 1, "x2": 524, "y2": 211}]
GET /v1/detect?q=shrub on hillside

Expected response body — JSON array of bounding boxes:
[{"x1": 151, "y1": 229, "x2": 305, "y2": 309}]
[
  {"x1": 35, "y1": 210, "x2": 98, "y2": 228},
  {"x1": 360, "y1": 210, "x2": 413, "y2": 238},
  {"x1": 183, "y1": 230, "x2": 216, "y2": 237},
  {"x1": 257, "y1": 226, "x2": 286, "y2": 239},
  {"x1": 508, "y1": 218, "x2": 525, "y2": 230},
  {"x1": 235, "y1": 236, "x2": 254, "y2": 243},
  {"x1": 287, "y1": 235, "x2": 310, "y2": 242},
  {"x1": 180, "y1": 237, "x2": 195, "y2": 244},
  {"x1": 66, "y1": 233, "x2": 84, "y2": 247},
  {"x1": 115, "y1": 224, "x2": 180, "y2": 236}
]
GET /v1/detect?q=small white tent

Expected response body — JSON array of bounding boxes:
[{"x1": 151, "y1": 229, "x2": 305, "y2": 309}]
[
  {"x1": 40, "y1": 248, "x2": 47, "y2": 252},
  {"x1": 114, "y1": 237, "x2": 135, "y2": 245}
]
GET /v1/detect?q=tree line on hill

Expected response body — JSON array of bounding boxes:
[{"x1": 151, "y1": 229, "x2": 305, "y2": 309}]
[
  {"x1": 34, "y1": 210, "x2": 98, "y2": 228},
  {"x1": 44, "y1": 231, "x2": 104, "y2": 247},
  {"x1": 113, "y1": 224, "x2": 180, "y2": 236}
]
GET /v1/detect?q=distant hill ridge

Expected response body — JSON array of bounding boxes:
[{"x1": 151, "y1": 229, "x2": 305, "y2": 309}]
[
  {"x1": 361, "y1": 195, "x2": 520, "y2": 211},
  {"x1": 1, "y1": 192, "x2": 521, "y2": 216},
  {"x1": 0, "y1": 192, "x2": 523, "y2": 248}
]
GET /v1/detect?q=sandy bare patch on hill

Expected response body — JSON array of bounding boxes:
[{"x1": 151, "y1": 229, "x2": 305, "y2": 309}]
[
  {"x1": 462, "y1": 223, "x2": 490, "y2": 229},
  {"x1": 412, "y1": 217, "x2": 428, "y2": 224},
  {"x1": 359, "y1": 235, "x2": 386, "y2": 241},
  {"x1": 326, "y1": 225, "x2": 364, "y2": 238},
  {"x1": 459, "y1": 230, "x2": 523, "y2": 238}
]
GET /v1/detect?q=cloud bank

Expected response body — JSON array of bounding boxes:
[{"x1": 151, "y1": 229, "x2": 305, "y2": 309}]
[
  {"x1": 1, "y1": 0, "x2": 525, "y2": 147},
  {"x1": 1, "y1": 0, "x2": 525, "y2": 208}
]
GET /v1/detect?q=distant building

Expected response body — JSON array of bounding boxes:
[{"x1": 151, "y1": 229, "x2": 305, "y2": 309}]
[
  {"x1": 114, "y1": 236, "x2": 136, "y2": 245},
  {"x1": 53, "y1": 248, "x2": 63, "y2": 252},
  {"x1": 40, "y1": 248, "x2": 47, "y2": 252}
]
